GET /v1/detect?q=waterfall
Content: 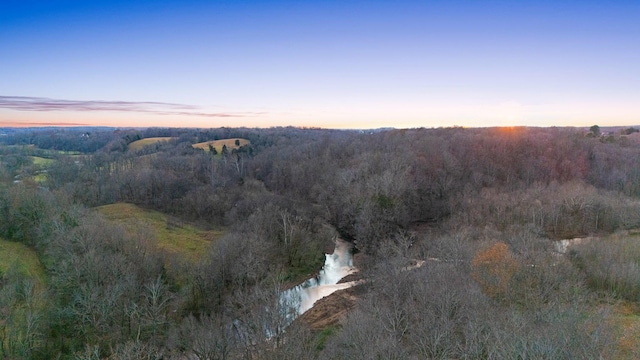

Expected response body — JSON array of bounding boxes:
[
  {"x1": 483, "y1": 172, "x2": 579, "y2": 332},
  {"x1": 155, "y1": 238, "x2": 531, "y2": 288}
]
[{"x1": 279, "y1": 238, "x2": 356, "y2": 323}]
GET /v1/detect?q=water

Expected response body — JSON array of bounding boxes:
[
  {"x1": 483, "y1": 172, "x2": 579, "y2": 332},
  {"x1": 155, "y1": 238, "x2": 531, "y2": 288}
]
[
  {"x1": 279, "y1": 238, "x2": 356, "y2": 322},
  {"x1": 554, "y1": 237, "x2": 590, "y2": 254}
]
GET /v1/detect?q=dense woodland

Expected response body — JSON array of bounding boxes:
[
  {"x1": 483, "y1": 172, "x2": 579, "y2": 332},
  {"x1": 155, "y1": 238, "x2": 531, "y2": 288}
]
[{"x1": 1, "y1": 125, "x2": 640, "y2": 359}]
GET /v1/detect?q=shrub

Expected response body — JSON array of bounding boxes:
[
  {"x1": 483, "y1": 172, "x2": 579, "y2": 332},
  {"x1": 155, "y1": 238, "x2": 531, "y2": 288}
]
[
  {"x1": 472, "y1": 242, "x2": 518, "y2": 300},
  {"x1": 570, "y1": 233, "x2": 640, "y2": 301}
]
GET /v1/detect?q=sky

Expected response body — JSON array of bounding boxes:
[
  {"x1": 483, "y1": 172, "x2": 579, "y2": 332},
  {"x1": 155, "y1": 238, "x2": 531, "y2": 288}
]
[{"x1": 1, "y1": 0, "x2": 639, "y2": 129}]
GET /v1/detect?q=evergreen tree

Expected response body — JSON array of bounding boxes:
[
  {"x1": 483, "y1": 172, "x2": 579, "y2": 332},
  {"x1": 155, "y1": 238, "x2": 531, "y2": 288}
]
[{"x1": 208, "y1": 144, "x2": 218, "y2": 155}]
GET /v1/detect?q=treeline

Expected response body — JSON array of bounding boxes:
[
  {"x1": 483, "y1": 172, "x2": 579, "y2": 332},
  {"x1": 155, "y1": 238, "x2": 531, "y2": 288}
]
[
  {"x1": 39, "y1": 126, "x2": 640, "y2": 243},
  {"x1": 2, "y1": 125, "x2": 640, "y2": 358},
  {"x1": 1, "y1": 128, "x2": 115, "y2": 153},
  {"x1": 17, "y1": 123, "x2": 640, "y2": 254}
]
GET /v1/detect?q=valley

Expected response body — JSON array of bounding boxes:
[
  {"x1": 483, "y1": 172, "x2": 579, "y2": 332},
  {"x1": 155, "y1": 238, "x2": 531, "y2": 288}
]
[{"x1": 0, "y1": 125, "x2": 640, "y2": 358}]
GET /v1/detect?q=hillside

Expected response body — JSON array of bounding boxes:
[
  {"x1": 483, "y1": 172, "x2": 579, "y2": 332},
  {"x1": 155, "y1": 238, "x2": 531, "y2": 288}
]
[
  {"x1": 0, "y1": 238, "x2": 45, "y2": 283},
  {"x1": 2, "y1": 126, "x2": 640, "y2": 359},
  {"x1": 128, "y1": 137, "x2": 175, "y2": 151},
  {"x1": 192, "y1": 137, "x2": 250, "y2": 152},
  {"x1": 96, "y1": 203, "x2": 222, "y2": 260},
  {"x1": 0, "y1": 238, "x2": 47, "y2": 358}
]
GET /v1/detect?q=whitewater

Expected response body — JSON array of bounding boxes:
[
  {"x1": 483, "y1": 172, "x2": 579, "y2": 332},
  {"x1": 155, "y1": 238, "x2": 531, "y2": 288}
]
[{"x1": 279, "y1": 238, "x2": 357, "y2": 322}]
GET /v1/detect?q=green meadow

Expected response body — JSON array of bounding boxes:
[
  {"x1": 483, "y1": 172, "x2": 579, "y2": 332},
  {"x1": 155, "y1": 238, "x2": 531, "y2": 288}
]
[{"x1": 96, "y1": 202, "x2": 223, "y2": 260}]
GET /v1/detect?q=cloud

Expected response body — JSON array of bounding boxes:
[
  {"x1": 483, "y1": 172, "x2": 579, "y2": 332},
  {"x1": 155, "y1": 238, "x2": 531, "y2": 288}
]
[
  {"x1": 0, "y1": 96, "x2": 261, "y2": 118},
  {"x1": 0, "y1": 121, "x2": 90, "y2": 127}
]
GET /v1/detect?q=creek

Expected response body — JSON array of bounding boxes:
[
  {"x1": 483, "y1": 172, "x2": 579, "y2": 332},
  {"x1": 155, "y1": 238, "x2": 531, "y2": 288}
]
[{"x1": 279, "y1": 238, "x2": 357, "y2": 323}]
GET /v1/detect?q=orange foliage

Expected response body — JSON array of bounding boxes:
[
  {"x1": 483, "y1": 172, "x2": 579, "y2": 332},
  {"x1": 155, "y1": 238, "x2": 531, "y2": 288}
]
[{"x1": 471, "y1": 242, "x2": 518, "y2": 299}]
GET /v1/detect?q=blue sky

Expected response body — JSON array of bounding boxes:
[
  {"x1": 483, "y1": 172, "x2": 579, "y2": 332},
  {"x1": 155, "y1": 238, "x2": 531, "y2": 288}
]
[{"x1": 1, "y1": 0, "x2": 638, "y2": 128}]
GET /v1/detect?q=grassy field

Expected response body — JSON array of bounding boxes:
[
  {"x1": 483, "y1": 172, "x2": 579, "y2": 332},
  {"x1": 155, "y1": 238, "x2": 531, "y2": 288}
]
[
  {"x1": 0, "y1": 238, "x2": 45, "y2": 284},
  {"x1": 0, "y1": 238, "x2": 47, "y2": 357},
  {"x1": 30, "y1": 156, "x2": 55, "y2": 183},
  {"x1": 128, "y1": 137, "x2": 175, "y2": 151},
  {"x1": 1, "y1": 145, "x2": 81, "y2": 156},
  {"x1": 29, "y1": 156, "x2": 55, "y2": 167},
  {"x1": 96, "y1": 203, "x2": 223, "y2": 260},
  {"x1": 31, "y1": 173, "x2": 47, "y2": 183},
  {"x1": 192, "y1": 138, "x2": 250, "y2": 152}
]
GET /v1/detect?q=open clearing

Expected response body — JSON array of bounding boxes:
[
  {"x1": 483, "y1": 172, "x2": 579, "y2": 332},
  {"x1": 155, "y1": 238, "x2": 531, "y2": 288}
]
[
  {"x1": 192, "y1": 138, "x2": 250, "y2": 152},
  {"x1": 96, "y1": 203, "x2": 223, "y2": 260},
  {"x1": 29, "y1": 156, "x2": 55, "y2": 167},
  {"x1": 128, "y1": 137, "x2": 175, "y2": 151},
  {"x1": 0, "y1": 238, "x2": 45, "y2": 284}
]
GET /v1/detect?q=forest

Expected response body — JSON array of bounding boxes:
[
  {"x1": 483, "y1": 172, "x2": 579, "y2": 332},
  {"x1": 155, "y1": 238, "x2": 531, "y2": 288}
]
[{"x1": 1, "y1": 125, "x2": 640, "y2": 359}]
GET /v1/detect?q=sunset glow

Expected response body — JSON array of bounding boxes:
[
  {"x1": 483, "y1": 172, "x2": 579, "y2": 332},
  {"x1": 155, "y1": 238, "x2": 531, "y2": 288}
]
[{"x1": 1, "y1": 1, "x2": 638, "y2": 129}]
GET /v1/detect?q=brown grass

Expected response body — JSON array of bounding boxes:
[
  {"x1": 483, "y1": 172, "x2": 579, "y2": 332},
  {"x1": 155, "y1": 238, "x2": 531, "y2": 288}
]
[
  {"x1": 128, "y1": 137, "x2": 175, "y2": 151},
  {"x1": 192, "y1": 138, "x2": 250, "y2": 152},
  {"x1": 612, "y1": 302, "x2": 640, "y2": 359}
]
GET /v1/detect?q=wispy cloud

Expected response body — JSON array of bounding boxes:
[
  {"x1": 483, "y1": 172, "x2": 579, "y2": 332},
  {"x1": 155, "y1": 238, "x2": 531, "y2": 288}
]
[
  {"x1": 0, "y1": 96, "x2": 262, "y2": 118},
  {"x1": 0, "y1": 121, "x2": 90, "y2": 127}
]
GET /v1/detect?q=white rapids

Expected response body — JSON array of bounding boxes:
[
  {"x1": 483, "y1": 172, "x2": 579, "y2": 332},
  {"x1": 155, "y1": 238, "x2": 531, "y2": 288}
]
[{"x1": 279, "y1": 238, "x2": 356, "y2": 320}]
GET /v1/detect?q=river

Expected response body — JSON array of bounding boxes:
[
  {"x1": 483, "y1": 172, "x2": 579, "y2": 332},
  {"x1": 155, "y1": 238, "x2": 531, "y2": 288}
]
[{"x1": 279, "y1": 238, "x2": 357, "y2": 323}]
